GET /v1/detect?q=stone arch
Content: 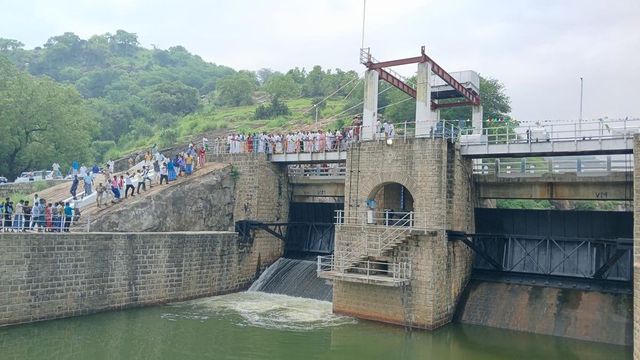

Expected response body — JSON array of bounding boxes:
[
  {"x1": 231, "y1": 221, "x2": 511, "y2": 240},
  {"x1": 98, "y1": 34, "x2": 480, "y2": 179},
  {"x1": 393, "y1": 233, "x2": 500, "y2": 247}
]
[
  {"x1": 366, "y1": 181, "x2": 415, "y2": 213},
  {"x1": 359, "y1": 172, "x2": 419, "y2": 210}
]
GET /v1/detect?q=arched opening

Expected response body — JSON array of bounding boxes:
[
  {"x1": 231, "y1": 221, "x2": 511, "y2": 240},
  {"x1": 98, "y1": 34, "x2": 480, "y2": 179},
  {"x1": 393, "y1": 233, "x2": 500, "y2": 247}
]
[{"x1": 366, "y1": 182, "x2": 414, "y2": 226}]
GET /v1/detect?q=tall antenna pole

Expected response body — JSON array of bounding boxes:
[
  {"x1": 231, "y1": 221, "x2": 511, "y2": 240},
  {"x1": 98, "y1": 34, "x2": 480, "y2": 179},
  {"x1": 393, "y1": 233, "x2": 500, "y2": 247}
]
[{"x1": 361, "y1": 0, "x2": 367, "y2": 49}]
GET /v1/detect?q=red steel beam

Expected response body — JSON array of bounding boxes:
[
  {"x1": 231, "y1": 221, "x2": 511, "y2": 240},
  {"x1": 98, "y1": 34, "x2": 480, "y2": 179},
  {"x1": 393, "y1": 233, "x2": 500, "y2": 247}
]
[
  {"x1": 367, "y1": 46, "x2": 481, "y2": 106},
  {"x1": 367, "y1": 56, "x2": 425, "y2": 70},
  {"x1": 376, "y1": 68, "x2": 416, "y2": 98}
]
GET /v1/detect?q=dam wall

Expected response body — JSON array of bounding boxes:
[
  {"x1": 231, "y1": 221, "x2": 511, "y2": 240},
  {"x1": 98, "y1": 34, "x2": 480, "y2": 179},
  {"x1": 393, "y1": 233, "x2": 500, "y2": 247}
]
[
  {"x1": 0, "y1": 231, "x2": 277, "y2": 327},
  {"x1": 456, "y1": 280, "x2": 632, "y2": 346},
  {"x1": 208, "y1": 153, "x2": 290, "y2": 272}
]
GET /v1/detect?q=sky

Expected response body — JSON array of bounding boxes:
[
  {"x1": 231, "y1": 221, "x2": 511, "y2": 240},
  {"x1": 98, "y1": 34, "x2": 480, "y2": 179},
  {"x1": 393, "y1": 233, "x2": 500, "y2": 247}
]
[{"x1": 1, "y1": 0, "x2": 639, "y2": 122}]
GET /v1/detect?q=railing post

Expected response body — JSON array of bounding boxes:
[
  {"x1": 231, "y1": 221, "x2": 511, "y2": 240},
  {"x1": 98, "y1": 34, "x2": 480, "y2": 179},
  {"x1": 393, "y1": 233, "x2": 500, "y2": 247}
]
[
  {"x1": 607, "y1": 156, "x2": 612, "y2": 172},
  {"x1": 520, "y1": 158, "x2": 526, "y2": 174},
  {"x1": 577, "y1": 158, "x2": 582, "y2": 173},
  {"x1": 366, "y1": 260, "x2": 370, "y2": 277}
]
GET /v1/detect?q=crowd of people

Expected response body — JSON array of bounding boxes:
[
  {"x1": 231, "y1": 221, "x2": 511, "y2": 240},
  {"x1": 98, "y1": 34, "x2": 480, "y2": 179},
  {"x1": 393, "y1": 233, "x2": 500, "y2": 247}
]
[
  {"x1": 95, "y1": 142, "x2": 208, "y2": 208},
  {"x1": 211, "y1": 120, "x2": 397, "y2": 155},
  {"x1": 0, "y1": 196, "x2": 77, "y2": 232}
]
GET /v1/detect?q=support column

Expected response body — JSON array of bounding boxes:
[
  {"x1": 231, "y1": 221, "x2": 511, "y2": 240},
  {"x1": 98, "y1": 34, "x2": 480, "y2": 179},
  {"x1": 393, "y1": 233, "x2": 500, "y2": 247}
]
[
  {"x1": 472, "y1": 105, "x2": 483, "y2": 135},
  {"x1": 362, "y1": 69, "x2": 379, "y2": 141},
  {"x1": 415, "y1": 62, "x2": 437, "y2": 137}
]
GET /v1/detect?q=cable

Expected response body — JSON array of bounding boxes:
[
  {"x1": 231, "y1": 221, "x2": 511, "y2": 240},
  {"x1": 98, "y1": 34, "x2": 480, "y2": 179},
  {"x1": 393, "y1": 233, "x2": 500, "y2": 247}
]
[{"x1": 302, "y1": 75, "x2": 362, "y2": 114}]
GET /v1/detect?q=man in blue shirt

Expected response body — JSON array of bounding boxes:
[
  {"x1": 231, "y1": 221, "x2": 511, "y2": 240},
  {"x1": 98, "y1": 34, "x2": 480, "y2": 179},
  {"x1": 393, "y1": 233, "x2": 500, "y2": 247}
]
[{"x1": 63, "y1": 202, "x2": 73, "y2": 232}]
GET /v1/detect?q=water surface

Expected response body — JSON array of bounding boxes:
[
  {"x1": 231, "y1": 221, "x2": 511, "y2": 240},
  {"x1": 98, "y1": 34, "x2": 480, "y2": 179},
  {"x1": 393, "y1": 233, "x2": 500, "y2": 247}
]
[{"x1": 0, "y1": 292, "x2": 631, "y2": 360}]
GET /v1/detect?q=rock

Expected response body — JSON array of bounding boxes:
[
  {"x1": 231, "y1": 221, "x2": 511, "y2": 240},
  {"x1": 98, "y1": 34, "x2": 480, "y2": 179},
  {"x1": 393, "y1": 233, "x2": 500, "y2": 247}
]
[{"x1": 90, "y1": 166, "x2": 235, "y2": 232}]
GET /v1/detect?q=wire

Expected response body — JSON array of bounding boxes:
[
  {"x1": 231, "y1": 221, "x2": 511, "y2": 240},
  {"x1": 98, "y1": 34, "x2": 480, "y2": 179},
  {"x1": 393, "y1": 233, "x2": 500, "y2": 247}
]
[{"x1": 303, "y1": 75, "x2": 362, "y2": 114}]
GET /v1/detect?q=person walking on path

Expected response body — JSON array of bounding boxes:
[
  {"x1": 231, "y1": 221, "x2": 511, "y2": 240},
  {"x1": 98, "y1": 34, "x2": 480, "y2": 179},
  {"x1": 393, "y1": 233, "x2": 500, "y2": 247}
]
[
  {"x1": 124, "y1": 173, "x2": 135, "y2": 198},
  {"x1": 111, "y1": 176, "x2": 121, "y2": 200},
  {"x1": 70, "y1": 175, "x2": 79, "y2": 200},
  {"x1": 135, "y1": 170, "x2": 145, "y2": 194},
  {"x1": 160, "y1": 163, "x2": 169, "y2": 185},
  {"x1": 83, "y1": 172, "x2": 93, "y2": 196},
  {"x1": 96, "y1": 183, "x2": 106, "y2": 208},
  {"x1": 167, "y1": 159, "x2": 177, "y2": 182}
]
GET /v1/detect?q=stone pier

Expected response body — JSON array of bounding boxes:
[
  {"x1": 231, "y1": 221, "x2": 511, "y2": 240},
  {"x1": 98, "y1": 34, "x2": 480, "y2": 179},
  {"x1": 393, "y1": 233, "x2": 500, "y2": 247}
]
[{"x1": 332, "y1": 138, "x2": 475, "y2": 329}]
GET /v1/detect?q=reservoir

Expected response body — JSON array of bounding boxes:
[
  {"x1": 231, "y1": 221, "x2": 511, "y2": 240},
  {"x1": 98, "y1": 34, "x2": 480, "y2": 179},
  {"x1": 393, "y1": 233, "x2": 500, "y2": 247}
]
[{"x1": 0, "y1": 291, "x2": 630, "y2": 360}]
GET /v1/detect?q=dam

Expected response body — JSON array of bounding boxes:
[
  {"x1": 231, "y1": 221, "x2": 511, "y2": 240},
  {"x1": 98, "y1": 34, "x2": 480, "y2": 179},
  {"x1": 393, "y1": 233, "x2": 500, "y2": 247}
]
[{"x1": 0, "y1": 47, "x2": 637, "y2": 360}]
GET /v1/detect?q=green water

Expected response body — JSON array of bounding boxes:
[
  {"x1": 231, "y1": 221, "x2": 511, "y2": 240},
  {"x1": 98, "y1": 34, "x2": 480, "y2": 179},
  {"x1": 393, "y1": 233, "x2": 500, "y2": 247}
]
[{"x1": 0, "y1": 292, "x2": 631, "y2": 360}]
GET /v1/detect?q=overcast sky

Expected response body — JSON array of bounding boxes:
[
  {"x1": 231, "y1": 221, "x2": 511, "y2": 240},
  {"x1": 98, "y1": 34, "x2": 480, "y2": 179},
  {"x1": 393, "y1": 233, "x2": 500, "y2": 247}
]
[{"x1": 2, "y1": 0, "x2": 639, "y2": 122}]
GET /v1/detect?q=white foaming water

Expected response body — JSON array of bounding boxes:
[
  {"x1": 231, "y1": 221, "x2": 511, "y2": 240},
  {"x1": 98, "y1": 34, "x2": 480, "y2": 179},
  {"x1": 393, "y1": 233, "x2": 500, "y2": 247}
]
[{"x1": 167, "y1": 292, "x2": 355, "y2": 331}]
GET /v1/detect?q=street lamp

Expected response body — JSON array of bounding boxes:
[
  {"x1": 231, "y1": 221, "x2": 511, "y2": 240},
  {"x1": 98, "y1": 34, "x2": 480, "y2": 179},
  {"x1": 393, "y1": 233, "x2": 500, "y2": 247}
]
[{"x1": 579, "y1": 77, "x2": 583, "y2": 137}]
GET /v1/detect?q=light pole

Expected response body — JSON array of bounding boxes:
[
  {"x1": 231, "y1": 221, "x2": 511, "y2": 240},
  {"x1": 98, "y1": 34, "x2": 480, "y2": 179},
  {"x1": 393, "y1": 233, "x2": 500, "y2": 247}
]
[{"x1": 579, "y1": 77, "x2": 583, "y2": 137}]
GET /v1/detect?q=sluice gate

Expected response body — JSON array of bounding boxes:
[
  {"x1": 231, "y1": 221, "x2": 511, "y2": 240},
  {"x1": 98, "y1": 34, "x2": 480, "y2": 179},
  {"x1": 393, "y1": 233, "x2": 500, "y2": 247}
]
[{"x1": 468, "y1": 208, "x2": 632, "y2": 289}]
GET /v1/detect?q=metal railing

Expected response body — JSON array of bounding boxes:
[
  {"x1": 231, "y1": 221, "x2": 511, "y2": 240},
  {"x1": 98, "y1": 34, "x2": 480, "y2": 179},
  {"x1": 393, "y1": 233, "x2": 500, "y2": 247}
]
[
  {"x1": 335, "y1": 210, "x2": 415, "y2": 227},
  {"x1": 460, "y1": 118, "x2": 640, "y2": 146},
  {"x1": 0, "y1": 214, "x2": 92, "y2": 233},
  {"x1": 473, "y1": 156, "x2": 633, "y2": 176},
  {"x1": 332, "y1": 210, "x2": 417, "y2": 276},
  {"x1": 317, "y1": 254, "x2": 411, "y2": 283}
]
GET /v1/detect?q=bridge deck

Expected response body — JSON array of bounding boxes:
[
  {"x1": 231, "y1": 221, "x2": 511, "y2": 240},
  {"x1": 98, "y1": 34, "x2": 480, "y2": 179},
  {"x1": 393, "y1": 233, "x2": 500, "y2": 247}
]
[{"x1": 460, "y1": 137, "x2": 634, "y2": 158}]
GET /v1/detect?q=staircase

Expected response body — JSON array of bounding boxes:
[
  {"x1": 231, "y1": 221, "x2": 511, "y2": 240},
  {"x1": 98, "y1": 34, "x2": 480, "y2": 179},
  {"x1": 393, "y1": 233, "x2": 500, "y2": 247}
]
[{"x1": 318, "y1": 211, "x2": 415, "y2": 286}]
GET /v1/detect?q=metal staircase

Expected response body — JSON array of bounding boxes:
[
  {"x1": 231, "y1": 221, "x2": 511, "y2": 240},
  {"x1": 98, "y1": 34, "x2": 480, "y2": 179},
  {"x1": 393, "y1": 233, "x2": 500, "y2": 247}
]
[{"x1": 318, "y1": 210, "x2": 415, "y2": 286}]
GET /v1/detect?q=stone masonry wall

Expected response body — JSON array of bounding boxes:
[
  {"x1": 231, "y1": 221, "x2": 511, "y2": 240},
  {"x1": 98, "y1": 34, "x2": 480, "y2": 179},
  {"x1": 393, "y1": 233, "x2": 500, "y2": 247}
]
[
  {"x1": 0, "y1": 231, "x2": 267, "y2": 327},
  {"x1": 333, "y1": 138, "x2": 475, "y2": 329},
  {"x1": 207, "y1": 153, "x2": 290, "y2": 272},
  {"x1": 634, "y1": 134, "x2": 640, "y2": 359}
]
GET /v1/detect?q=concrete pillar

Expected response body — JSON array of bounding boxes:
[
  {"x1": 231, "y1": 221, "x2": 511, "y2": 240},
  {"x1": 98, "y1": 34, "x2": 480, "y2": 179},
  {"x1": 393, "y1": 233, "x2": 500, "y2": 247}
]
[
  {"x1": 415, "y1": 62, "x2": 437, "y2": 137},
  {"x1": 362, "y1": 69, "x2": 379, "y2": 141},
  {"x1": 472, "y1": 105, "x2": 483, "y2": 135}
]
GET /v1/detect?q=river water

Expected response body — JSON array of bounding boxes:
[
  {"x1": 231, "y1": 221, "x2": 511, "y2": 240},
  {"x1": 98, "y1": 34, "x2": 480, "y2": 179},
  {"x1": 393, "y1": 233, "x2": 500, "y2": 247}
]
[{"x1": 0, "y1": 292, "x2": 631, "y2": 360}]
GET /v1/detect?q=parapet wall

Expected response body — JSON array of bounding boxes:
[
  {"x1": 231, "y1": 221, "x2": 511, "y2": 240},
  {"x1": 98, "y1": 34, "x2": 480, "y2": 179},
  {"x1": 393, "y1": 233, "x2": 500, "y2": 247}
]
[{"x1": 0, "y1": 231, "x2": 273, "y2": 327}]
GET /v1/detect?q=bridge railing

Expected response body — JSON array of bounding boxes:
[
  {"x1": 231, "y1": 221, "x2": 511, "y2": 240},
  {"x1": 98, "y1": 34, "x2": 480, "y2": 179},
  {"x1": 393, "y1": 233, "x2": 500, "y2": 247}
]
[
  {"x1": 288, "y1": 165, "x2": 346, "y2": 178},
  {"x1": 460, "y1": 118, "x2": 640, "y2": 146},
  {"x1": 473, "y1": 156, "x2": 633, "y2": 176}
]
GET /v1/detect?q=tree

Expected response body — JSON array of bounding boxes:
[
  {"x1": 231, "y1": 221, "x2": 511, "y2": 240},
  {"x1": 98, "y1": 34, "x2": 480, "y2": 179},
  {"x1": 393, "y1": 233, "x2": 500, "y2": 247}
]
[
  {"x1": 215, "y1": 73, "x2": 254, "y2": 106},
  {"x1": 142, "y1": 81, "x2": 199, "y2": 115},
  {"x1": 257, "y1": 68, "x2": 277, "y2": 85},
  {"x1": 0, "y1": 56, "x2": 95, "y2": 180},
  {"x1": 108, "y1": 30, "x2": 140, "y2": 56},
  {"x1": 302, "y1": 65, "x2": 325, "y2": 97},
  {"x1": 0, "y1": 38, "x2": 24, "y2": 52},
  {"x1": 264, "y1": 74, "x2": 300, "y2": 99},
  {"x1": 255, "y1": 96, "x2": 290, "y2": 119}
]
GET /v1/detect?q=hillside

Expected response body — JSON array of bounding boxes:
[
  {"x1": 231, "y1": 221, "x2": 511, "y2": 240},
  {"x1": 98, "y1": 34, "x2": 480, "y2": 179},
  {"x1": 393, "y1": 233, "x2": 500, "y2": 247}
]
[{"x1": 0, "y1": 30, "x2": 511, "y2": 180}]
